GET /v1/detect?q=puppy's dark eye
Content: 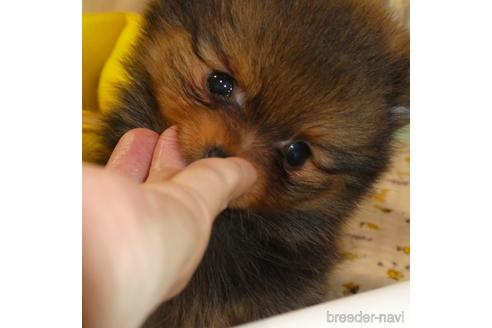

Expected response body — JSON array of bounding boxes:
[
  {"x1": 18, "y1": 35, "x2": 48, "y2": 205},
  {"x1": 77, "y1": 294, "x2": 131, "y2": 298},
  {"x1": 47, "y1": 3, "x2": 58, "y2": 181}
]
[
  {"x1": 285, "y1": 141, "x2": 311, "y2": 167},
  {"x1": 207, "y1": 71, "x2": 234, "y2": 97}
]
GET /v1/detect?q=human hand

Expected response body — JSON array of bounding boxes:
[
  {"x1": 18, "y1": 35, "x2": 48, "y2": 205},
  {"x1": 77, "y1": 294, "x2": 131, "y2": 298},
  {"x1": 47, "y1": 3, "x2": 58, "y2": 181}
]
[{"x1": 83, "y1": 127, "x2": 256, "y2": 328}]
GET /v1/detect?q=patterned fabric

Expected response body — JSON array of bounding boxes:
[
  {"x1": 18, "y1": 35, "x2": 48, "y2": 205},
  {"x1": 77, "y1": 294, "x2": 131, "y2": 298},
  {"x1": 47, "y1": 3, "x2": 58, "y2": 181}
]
[{"x1": 327, "y1": 138, "x2": 410, "y2": 299}]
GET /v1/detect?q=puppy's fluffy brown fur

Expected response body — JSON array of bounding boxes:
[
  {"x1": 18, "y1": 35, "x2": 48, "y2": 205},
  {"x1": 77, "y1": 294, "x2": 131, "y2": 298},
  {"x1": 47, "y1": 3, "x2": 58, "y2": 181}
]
[{"x1": 90, "y1": 0, "x2": 409, "y2": 326}]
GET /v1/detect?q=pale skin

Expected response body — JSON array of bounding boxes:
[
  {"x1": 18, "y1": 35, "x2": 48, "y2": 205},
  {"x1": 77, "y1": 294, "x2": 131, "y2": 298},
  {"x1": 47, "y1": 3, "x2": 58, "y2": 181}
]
[{"x1": 83, "y1": 127, "x2": 257, "y2": 328}]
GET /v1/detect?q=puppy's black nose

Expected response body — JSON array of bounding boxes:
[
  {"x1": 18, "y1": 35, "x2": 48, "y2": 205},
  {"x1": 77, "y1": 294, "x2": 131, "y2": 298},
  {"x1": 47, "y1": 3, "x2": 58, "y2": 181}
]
[{"x1": 206, "y1": 147, "x2": 228, "y2": 158}]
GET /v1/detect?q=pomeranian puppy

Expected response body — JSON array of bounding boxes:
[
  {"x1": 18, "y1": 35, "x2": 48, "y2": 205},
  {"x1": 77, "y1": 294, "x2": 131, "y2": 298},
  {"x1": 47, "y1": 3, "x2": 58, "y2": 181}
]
[{"x1": 91, "y1": 0, "x2": 409, "y2": 326}]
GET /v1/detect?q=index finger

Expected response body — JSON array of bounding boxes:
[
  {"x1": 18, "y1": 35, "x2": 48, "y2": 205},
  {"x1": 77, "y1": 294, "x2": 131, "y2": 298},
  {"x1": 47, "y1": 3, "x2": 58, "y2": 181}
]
[
  {"x1": 147, "y1": 157, "x2": 257, "y2": 223},
  {"x1": 146, "y1": 126, "x2": 185, "y2": 183},
  {"x1": 106, "y1": 128, "x2": 159, "y2": 182}
]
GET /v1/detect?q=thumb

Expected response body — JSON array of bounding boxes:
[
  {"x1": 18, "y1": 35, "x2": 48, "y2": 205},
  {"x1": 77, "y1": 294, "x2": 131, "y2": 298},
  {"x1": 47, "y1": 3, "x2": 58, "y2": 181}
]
[
  {"x1": 146, "y1": 157, "x2": 257, "y2": 223},
  {"x1": 141, "y1": 157, "x2": 257, "y2": 300}
]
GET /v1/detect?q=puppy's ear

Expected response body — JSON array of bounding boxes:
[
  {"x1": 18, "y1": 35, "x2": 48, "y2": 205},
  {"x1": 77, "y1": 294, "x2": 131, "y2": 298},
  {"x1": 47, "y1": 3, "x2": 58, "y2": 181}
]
[{"x1": 386, "y1": 29, "x2": 410, "y2": 129}]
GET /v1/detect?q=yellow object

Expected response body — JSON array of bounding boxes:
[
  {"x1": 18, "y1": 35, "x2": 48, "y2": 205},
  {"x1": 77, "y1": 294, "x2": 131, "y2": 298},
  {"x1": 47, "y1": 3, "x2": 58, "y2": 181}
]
[
  {"x1": 387, "y1": 269, "x2": 404, "y2": 281},
  {"x1": 82, "y1": 13, "x2": 143, "y2": 161}
]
